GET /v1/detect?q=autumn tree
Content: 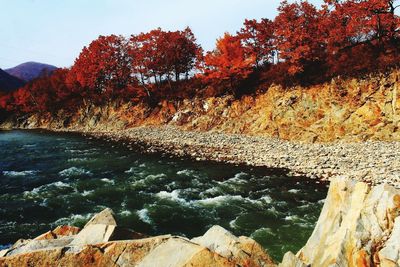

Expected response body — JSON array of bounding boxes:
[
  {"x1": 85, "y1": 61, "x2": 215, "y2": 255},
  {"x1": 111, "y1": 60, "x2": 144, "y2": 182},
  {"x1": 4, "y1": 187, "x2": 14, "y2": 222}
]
[
  {"x1": 68, "y1": 35, "x2": 133, "y2": 104},
  {"x1": 129, "y1": 28, "x2": 202, "y2": 88},
  {"x1": 237, "y1": 18, "x2": 276, "y2": 68},
  {"x1": 323, "y1": 0, "x2": 400, "y2": 75},
  {"x1": 201, "y1": 33, "x2": 255, "y2": 94},
  {"x1": 274, "y1": 0, "x2": 327, "y2": 77}
]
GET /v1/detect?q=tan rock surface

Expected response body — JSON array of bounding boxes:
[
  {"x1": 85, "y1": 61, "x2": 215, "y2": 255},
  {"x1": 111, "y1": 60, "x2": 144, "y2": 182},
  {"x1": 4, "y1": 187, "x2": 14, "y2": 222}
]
[
  {"x1": 0, "y1": 209, "x2": 274, "y2": 267},
  {"x1": 281, "y1": 177, "x2": 400, "y2": 266}
]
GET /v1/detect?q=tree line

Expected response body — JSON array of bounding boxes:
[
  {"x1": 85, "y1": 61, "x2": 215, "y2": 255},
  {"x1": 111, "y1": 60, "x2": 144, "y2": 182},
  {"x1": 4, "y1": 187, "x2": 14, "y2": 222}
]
[{"x1": 1, "y1": 0, "x2": 400, "y2": 115}]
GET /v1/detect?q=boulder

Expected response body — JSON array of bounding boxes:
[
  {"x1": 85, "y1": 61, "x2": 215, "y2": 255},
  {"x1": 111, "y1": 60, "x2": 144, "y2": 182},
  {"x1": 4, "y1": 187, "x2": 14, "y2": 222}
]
[
  {"x1": 84, "y1": 208, "x2": 117, "y2": 227},
  {"x1": 137, "y1": 237, "x2": 233, "y2": 267},
  {"x1": 69, "y1": 224, "x2": 116, "y2": 246},
  {"x1": 69, "y1": 208, "x2": 118, "y2": 246},
  {"x1": 282, "y1": 177, "x2": 400, "y2": 266},
  {"x1": 5, "y1": 237, "x2": 75, "y2": 257},
  {"x1": 34, "y1": 225, "x2": 80, "y2": 240},
  {"x1": 192, "y1": 225, "x2": 275, "y2": 266},
  {"x1": 378, "y1": 216, "x2": 400, "y2": 266},
  {"x1": 279, "y1": 251, "x2": 308, "y2": 267}
]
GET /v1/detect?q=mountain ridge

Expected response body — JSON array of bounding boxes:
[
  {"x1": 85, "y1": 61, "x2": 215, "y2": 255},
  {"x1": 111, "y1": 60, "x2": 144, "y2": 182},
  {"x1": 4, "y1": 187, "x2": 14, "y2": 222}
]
[
  {"x1": 0, "y1": 69, "x2": 25, "y2": 93},
  {"x1": 5, "y1": 61, "x2": 58, "y2": 82}
]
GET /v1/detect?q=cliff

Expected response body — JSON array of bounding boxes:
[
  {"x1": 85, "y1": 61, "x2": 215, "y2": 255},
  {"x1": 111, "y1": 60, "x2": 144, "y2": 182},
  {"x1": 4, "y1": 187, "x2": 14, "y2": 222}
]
[
  {"x1": 2, "y1": 178, "x2": 400, "y2": 266},
  {"x1": 3, "y1": 70, "x2": 399, "y2": 143}
]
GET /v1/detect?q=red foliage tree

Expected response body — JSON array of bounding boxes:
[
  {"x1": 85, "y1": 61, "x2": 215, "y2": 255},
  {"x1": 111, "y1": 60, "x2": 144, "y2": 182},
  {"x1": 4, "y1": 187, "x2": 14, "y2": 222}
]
[
  {"x1": 68, "y1": 35, "x2": 133, "y2": 104},
  {"x1": 323, "y1": 0, "x2": 400, "y2": 75},
  {"x1": 201, "y1": 33, "x2": 255, "y2": 93},
  {"x1": 129, "y1": 28, "x2": 202, "y2": 88},
  {"x1": 274, "y1": 0, "x2": 326, "y2": 76},
  {"x1": 238, "y1": 18, "x2": 276, "y2": 68}
]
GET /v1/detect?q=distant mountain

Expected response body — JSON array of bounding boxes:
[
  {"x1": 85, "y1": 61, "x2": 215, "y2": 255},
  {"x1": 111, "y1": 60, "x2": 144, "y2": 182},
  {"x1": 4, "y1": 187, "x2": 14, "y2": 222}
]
[
  {"x1": 0, "y1": 69, "x2": 25, "y2": 93},
  {"x1": 5, "y1": 62, "x2": 58, "y2": 82}
]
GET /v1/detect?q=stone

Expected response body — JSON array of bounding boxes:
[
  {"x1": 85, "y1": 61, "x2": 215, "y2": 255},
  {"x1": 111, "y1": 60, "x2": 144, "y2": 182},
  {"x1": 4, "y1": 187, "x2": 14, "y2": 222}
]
[
  {"x1": 70, "y1": 224, "x2": 116, "y2": 246},
  {"x1": 191, "y1": 225, "x2": 275, "y2": 266},
  {"x1": 0, "y1": 249, "x2": 8, "y2": 258},
  {"x1": 279, "y1": 251, "x2": 308, "y2": 267},
  {"x1": 378, "y1": 217, "x2": 400, "y2": 266},
  {"x1": 84, "y1": 208, "x2": 117, "y2": 227},
  {"x1": 281, "y1": 177, "x2": 400, "y2": 266},
  {"x1": 34, "y1": 225, "x2": 80, "y2": 240},
  {"x1": 5, "y1": 237, "x2": 75, "y2": 257},
  {"x1": 137, "y1": 237, "x2": 233, "y2": 267},
  {"x1": 69, "y1": 208, "x2": 118, "y2": 246},
  {"x1": 0, "y1": 234, "x2": 271, "y2": 267}
]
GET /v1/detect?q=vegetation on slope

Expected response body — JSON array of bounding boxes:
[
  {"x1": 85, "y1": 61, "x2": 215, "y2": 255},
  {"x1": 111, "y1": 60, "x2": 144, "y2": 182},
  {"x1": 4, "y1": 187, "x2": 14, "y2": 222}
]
[{"x1": 1, "y1": 0, "x2": 400, "y2": 130}]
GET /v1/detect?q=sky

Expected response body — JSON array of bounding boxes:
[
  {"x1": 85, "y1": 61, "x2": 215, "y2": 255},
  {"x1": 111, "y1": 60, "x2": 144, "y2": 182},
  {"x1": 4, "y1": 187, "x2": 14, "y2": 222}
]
[{"x1": 0, "y1": 0, "x2": 323, "y2": 69}]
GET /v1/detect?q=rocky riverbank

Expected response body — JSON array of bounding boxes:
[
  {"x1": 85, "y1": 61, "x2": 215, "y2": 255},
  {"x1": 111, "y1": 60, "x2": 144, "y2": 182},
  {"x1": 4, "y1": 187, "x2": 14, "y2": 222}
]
[
  {"x1": 85, "y1": 125, "x2": 400, "y2": 188},
  {"x1": 2, "y1": 177, "x2": 400, "y2": 266},
  {"x1": 1, "y1": 70, "x2": 399, "y2": 187}
]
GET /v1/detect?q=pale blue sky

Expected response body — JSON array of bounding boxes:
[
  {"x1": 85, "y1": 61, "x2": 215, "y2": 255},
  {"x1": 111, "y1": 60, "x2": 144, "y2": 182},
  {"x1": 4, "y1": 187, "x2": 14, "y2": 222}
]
[{"x1": 0, "y1": 0, "x2": 323, "y2": 69}]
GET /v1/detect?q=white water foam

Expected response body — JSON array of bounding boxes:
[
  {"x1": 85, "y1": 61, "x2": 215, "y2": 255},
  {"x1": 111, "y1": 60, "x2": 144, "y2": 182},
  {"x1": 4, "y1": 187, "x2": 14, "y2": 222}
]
[
  {"x1": 100, "y1": 178, "x2": 115, "y2": 184},
  {"x1": 59, "y1": 167, "x2": 92, "y2": 177},
  {"x1": 2, "y1": 170, "x2": 37, "y2": 177},
  {"x1": 229, "y1": 217, "x2": 238, "y2": 229},
  {"x1": 22, "y1": 144, "x2": 36, "y2": 148},
  {"x1": 81, "y1": 190, "x2": 94, "y2": 196},
  {"x1": 288, "y1": 189, "x2": 301, "y2": 194},
  {"x1": 259, "y1": 195, "x2": 273, "y2": 204},
  {"x1": 196, "y1": 195, "x2": 245, "y2": 205},
  {"x1": 156, "y1": 190, "x2": 186, "y2": 203},
  {"x1": 120, "y1": 210, "x2": 132, "y2": 216},
  {"x1": 125, "y1": 167, "x2": 136, "y2": 174},
  {"x1": 67, "y1": 158, "x2": 89, "y2": 163},
  {"x1": 251, "y1": 227, "x2": 275, "y2": 238},
  {"x1": 52, "y1": 213, "x2": 93, "y2": 226},
  {"x1": 137, "y1": 208, "x2": 152, "y2": 224},
  {"x1": 176, "y1": 169, "x2": 196, "y2": 176},
  {"x1": 23, "y1": 181, "x2": 72, "y2": 197},
  {"x1": 284, "y1": 215, "x2": 300, "y2": 221},
  {"x1": 51, "y1": 181, "x2": 71, "y2": 188}
]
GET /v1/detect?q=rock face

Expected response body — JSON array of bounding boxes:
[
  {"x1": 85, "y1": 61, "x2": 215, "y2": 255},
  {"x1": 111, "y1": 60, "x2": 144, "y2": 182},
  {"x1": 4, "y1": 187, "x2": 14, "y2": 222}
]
[
  {"x1": 0, "y1": 208, "x2": 275, "y2": 267},
  {"x1": 282, "y1": 177, "x2": 400, "y2": 267},
  {"x1": 3, "y1": 70, "x2": 399, "y2": 142}
]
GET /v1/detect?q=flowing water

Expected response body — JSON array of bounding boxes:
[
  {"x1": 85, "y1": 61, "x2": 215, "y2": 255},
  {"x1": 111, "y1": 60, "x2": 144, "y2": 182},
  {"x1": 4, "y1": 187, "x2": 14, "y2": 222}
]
[{"x1": 0, "y1": 130, "x2": 327, "y2": 260}]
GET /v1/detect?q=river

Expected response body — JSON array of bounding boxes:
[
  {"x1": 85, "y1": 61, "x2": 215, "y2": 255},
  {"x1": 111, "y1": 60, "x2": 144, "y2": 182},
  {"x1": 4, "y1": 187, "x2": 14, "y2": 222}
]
[{"x1": 0, "y1": 130, "x2": 327, "y2": 260}]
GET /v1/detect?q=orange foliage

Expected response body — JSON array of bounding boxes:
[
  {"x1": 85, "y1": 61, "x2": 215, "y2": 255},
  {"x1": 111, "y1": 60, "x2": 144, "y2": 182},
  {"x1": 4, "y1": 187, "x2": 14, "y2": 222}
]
[{"x1": 201, "y1": 33, "x2": 255, "y2": 93}]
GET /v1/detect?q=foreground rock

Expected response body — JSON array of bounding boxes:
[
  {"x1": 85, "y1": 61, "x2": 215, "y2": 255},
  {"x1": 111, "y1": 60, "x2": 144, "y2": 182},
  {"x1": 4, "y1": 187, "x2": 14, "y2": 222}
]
[
  {"x1": 282, "y1": 177, "x2": 400, "y2": 266},
  {"x1": 0, "y1": 209, "x2": 275, "y2": 267}
]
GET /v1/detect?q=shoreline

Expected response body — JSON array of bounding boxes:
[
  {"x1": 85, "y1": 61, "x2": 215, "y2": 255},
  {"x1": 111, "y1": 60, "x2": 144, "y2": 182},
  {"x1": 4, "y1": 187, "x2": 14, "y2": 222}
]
[{"x1": 18, "y1": 125, "x2": 398, "y2": 188}]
